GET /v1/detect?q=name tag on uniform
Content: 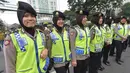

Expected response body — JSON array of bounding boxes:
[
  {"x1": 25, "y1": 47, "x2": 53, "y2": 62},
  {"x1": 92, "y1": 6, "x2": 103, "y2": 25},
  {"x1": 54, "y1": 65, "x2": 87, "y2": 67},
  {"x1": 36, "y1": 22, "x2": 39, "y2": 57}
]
[
  {"x1": 95, "y1": 44, "x2": 102, "y2": 52},
  {"x1": 95, "y1": 48, "x2": 102, "y2": 52},
  {"x1": 76, "y1": 47, "x2": 84, "y2": 55},
  {"x1": 53, "y1": 56, "x2": 63, "y2": 63}
]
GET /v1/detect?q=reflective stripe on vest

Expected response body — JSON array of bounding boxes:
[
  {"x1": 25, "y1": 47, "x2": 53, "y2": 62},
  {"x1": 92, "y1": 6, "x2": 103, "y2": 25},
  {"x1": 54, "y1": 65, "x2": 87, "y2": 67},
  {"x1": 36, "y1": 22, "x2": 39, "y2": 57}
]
[{"x1": 40, "y1": 32, "x2": 45, "y2": 46}]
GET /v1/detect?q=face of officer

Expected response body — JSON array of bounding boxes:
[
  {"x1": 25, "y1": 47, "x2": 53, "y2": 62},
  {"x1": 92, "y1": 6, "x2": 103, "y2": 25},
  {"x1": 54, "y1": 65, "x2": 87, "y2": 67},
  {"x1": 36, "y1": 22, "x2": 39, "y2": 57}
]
[
  {"x1": 57, "y1": 17, "x2": 64, "y2": 27},
  {"x1": 22, "y1": 12, "x2": 36, "y2": 28},
  {"x1": 82, "y1": 15, "x2": 87, "y2": 25},
  {"x1": 121, "y1": 18, "x2": 126, "y2": 24},
  {"x1": 99, "y1": 16, "x2": 103, "y2": 25}
]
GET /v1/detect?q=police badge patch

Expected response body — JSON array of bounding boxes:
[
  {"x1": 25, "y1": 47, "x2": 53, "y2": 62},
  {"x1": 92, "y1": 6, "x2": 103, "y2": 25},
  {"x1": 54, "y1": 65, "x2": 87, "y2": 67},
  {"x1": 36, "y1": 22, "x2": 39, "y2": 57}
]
[{"x1": 4, "y1": 40, "x2": 10, "y2": 46}]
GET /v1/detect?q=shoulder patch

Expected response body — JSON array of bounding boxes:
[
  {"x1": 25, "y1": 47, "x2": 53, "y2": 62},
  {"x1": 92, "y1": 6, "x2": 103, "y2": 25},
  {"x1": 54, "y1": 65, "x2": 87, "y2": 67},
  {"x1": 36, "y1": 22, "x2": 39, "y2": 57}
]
[
  {"x1": 70, "y1": 32, "x2": 75, "y2": 36},
  {"x1": 4, "y1": 40, "x2": 10, "y2": 46}
]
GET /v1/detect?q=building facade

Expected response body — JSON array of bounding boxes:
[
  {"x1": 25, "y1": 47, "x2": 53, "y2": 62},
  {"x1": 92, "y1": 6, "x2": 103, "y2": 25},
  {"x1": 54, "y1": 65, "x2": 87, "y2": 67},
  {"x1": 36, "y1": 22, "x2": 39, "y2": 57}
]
[
  {"x1": 27, "y1": 0, "x2": 57, "y2": 24},
  {"x1": 27, "y1": 0, "x2": 57, "y2": 14},
  {"x1": 48, "y1": 0, "x2": 57, "y2": 13}
]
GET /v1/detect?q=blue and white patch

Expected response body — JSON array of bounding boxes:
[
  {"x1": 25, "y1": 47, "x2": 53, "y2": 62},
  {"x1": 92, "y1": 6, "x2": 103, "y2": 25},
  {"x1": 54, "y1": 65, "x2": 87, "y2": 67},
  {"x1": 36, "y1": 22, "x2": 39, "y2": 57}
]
[
  {"x1": 79, "y1": 31, "x2": 84, "y2": 40},
  {"x1": 117, "y1": 26, "x2": 121, "y2": 30},
  {"x1": 88, "y1": 47, "x2": 90, "y2": 53},
  {"x1": 18, "y1": 38, "x2": 28, "y2": 47},
  {"x1": 50, "y1": 33, "x2": 59, "y2": 44},
  {"x1": 43, "y1": 57, "x2": 50, "y2": 71},
  {"x1": 50, "y1": 33, "x2": 59, "y2": 40},
  {"x1": 75, "y1": 47, "x2": 84, "y2": 55},
  {"x1": 128, "y1": 25, "x2": 130, "y2": 29},
  {"x1": 14, "y1": 32, "x2": 27, "y2": 52},
  {"x1": 40, "y1": 32, "x2": 45, "y2": 46}
]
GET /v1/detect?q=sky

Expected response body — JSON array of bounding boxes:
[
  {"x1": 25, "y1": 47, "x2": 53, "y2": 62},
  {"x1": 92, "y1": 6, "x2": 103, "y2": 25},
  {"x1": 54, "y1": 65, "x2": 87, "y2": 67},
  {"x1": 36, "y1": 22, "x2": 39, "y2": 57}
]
[{"x1": 0, "y1": 0, "x2": 130, "y2": 25}]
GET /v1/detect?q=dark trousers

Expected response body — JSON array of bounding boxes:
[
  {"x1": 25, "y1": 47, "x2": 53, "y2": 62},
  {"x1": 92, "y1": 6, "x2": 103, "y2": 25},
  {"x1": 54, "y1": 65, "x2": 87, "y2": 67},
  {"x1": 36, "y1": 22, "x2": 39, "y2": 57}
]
[
  {"x1": 89, "y1": 52, "x2": 102, "y2": 73},
  {"x1": 74, "y1": 58, "x2": 89, "y2": 73},
  {"x1": 128, "y1": 36, "x2": 130, "y2": 46},
  {"x1": 54, "y1": 63, "x2": 69, "y2": 73},
  {"x1": 115, "y1": 40, "x2": 123, "y2": 61},
  {"x1": 103, "y1": 44, "x2": 111, "y2": 62},
  {"x1": 109, "y1": 39, "x2": 115, "y2": 55},
  {"x1": 99, "y1": 48, "x2": 104, "y2": 67},
  {"x1": 122, "y1": 39, "x2": 128, "y2": 51}
]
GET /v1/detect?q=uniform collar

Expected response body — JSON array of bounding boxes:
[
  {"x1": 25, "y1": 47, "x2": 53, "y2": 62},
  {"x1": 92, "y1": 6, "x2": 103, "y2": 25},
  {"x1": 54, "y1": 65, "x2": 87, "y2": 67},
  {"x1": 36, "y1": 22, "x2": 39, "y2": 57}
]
[
  {"x1": 75, "y1": 25, "x2": 85, "y2": 29},
  {"x1": 20, "y1": 27, "x2": 37, "y2": 39},
  {"x1": 53, "y1": 27, "x2": 65, "y2": 33}
]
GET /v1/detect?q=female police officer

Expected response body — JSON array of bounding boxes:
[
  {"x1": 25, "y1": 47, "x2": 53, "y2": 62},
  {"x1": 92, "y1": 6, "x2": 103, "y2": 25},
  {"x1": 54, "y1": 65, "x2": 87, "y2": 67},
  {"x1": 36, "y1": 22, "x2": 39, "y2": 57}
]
[
  {"x1": 113, "y1": 16, "x2": 128, "y2": 65},
  {"x1": 69, "y1": 10, "x2": 90, "y2": 73},
  {"x1": 102, "y1": 17, "x2": 113, "y2": 66},
  {"x1": 47, "y1": 11, "x2": 76, "y2": 73},
  {"x1": 89, "y1": 12, "x2": 104, "y2": 73},
  {"x1": 3, "y1": 1, "x2": 49, "y2": 73}
]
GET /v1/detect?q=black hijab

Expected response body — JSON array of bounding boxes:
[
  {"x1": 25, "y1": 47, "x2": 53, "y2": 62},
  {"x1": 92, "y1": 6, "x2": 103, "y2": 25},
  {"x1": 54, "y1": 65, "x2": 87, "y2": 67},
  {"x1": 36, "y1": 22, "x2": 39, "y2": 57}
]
[
  {"x1": 52, "y1": 11, "x2": 65, "y2": 33},
  {"x1": 17, "y1": 1, "x2": 37, "y2": 36}
]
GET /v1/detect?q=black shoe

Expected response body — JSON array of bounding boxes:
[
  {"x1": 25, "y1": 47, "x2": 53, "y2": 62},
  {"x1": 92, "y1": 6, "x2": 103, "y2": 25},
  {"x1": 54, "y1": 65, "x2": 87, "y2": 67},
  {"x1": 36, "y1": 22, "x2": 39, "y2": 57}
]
[
  {"x1": 119, "y1": 60, "x2": 124, "y2": 63},
  {"x1": 109, "y1": 54, "x2": 114, "y2": 56},
  {"x1": 106, "y1": 61, "x2": 110, "y2": 63},
  {"x1": 115, "y1": 60, "x2": 121, "y2": 65},
  {"x1": 123, "y1": 49, "x2": 126, "y2": 52},
  {"x1": 103, "y1": 61, "x2": 111, "y2": 66},
  {"x1": 106, "y1": 61, "x2": 111, "y2": 66},
  {"x1": 98, "y1": 65, "x2": 105, "y2": 71}
]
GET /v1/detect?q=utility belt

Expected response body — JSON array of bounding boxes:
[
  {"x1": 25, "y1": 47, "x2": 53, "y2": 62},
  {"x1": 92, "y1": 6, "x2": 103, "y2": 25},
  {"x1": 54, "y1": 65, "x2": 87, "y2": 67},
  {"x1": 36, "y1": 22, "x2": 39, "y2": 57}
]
[{"x1": 90, "y1": 52, "x2": 101, "y2": 56}]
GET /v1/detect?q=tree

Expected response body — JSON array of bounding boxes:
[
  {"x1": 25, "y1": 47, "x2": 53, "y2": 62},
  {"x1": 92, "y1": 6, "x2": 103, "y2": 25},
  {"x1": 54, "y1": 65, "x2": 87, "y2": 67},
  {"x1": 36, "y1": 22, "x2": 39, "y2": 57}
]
[
  {"x1": 64, "y1": 10, "x2": 76, "y2": 25},
  {"x1": 0, "y1": 19, "x2": 6, "y2": 32},
  {"x1": 68, "y1": 0, "x2": 123, "y2": 12},
  {"x1": 121, "y1": 2, "x2": 130, "y2": 17}
]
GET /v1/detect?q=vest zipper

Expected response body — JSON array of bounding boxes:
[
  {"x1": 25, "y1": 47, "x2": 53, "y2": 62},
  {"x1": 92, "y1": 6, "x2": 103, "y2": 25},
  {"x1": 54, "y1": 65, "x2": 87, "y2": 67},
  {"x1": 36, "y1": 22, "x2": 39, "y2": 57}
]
[
  {"x1": 61, "y1": 35, "x2": 67, "y2": 62},
  {"x1": 84, "y1": 29, "x2": 88, "y2": 54},
  {"x1": 34, "y1": 39, "x2": 42, "y2": 73},
  {"x1": 123, "y1": 25, "x2": 125, "y2": 36}
]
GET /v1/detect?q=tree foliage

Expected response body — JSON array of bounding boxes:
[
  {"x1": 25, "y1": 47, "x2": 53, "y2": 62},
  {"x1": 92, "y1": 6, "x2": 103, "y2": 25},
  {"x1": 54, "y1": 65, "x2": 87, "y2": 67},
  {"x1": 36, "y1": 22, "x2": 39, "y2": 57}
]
[
  {"x1": 68, "y1": 0, "x2": 123, "y2": 12},
  {"x1": 0, "y1": 19, "x2": 6, "y2": 32},
  {"x1": 64, "y1": 10, "x2": 76, "y2": 25},
  {"x1": 121, "y1": 2, "x2": 130, "y2": 17}
]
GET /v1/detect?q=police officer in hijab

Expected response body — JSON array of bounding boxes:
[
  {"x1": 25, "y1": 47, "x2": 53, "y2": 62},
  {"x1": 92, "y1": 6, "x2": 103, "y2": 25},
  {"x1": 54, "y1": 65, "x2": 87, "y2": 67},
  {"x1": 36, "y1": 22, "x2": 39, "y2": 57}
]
[{"x1": 3, "y1": 1, "x2": 49, "y2": 73}]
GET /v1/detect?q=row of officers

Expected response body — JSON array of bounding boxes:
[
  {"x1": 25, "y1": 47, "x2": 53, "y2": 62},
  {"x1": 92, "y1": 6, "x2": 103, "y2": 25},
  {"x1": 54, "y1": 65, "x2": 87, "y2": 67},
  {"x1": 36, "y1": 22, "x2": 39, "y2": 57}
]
[{"x1": 3, "y1": 1, "x2": 130, "y2": 73}]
